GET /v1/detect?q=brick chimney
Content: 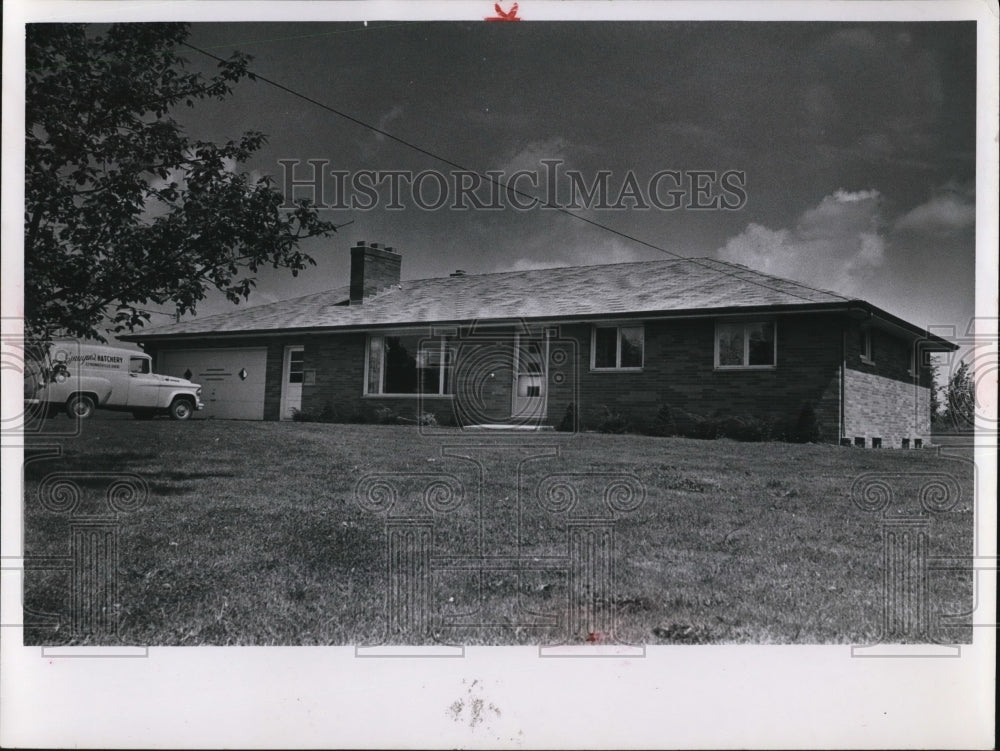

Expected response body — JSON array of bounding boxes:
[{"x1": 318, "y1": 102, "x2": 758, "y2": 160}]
[{"x1": 350, "y1": 241, "x2": 401, "y2": 304}]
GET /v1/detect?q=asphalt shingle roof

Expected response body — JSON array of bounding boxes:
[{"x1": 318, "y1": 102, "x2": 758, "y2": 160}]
[{"x1": 126, "y1": 257, "x2": 857, "y2": 339}]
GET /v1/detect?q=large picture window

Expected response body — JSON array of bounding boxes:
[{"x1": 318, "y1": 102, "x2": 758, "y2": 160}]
[
  {"x1": 591, "y1": 325, "x2": 644, "y2": 370},
  {"x1": 715, "y1": 321, "x2": 776, "y2": 368},
  {"x1": 366, "y1": 334, "x2": 453, "y2": 395}
]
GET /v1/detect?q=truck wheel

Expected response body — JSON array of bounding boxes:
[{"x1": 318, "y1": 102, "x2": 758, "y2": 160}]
[
  {"x1": 132, "y1": 410, "x2": 156, "y2": 420},
  {"x1": 66, "y1": 394, "x2": 96, "y2": 419},
  {"x1": 168, "y1": 398, "x2": 194, "y2": 421}
]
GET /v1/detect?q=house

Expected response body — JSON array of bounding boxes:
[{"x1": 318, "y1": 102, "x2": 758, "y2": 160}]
[{"x1": 119, "y1": 241, "x2": 956, "y2": 446}]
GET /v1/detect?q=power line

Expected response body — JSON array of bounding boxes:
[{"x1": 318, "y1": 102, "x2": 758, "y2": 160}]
[{"x1": 180, "y1": 40, "x2": 839, "y2": 306}]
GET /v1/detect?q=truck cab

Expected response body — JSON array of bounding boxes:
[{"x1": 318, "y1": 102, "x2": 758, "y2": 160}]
[{"x1": 25, "y1": 342, "x2": 204, "y2": 420}]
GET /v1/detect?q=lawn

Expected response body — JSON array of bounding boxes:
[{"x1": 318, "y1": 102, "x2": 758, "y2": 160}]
[{"x1": 21, "y1": 419, "x2": 975, "y2": 646}]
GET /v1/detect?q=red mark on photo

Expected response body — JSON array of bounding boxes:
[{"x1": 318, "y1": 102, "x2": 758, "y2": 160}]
[{"x1": 486, "y1": 3, "x2": 520, "y2": 21}]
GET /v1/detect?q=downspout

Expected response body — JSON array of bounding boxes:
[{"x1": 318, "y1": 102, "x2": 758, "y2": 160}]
[{"x1": 840, "y1": 325, "x2": 846, "y2": 443}]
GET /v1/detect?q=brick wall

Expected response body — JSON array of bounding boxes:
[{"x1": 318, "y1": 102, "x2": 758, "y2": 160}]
[
  {"x1": 546, "y1": 314, "x2": 843, "y2": 440},
  {"x1": 145, "y1": 313, "x2": 931, "y2": 446},
  {"x1": 843, "y1": 323, "x2": 931, "y2": 447},
  {"x1": 302, "y1": 331, "x2": 458, "y2": 424},
  {"x1": 350, "y1": 243, "x2": 401, "y2": 303}
]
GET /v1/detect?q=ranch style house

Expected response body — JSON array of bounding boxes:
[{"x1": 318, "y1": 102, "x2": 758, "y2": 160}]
[{"x1": 120, "y1": 241, "x2": 956, "y2": 446}]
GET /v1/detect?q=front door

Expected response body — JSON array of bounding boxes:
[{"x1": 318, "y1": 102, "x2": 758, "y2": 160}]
[
  {"x1": 280, "y1": 345, "x2": 304, "y2": 420},
  {"x1": 511, "y1": 335, "x2": 547, "y2": 421}
]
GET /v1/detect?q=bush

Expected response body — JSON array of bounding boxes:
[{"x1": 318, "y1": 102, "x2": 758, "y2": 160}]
[
  {"x1": 374, "y1": 406, "x2": 399, "y2": 424},
  {"x1": 646, "y1": 405, "x2": 790, "y2": 442},
  {"x1": 556, "y1": 402, "x2": 576, "y2": 432},
  {"x1": 791, "y1": 401, "x2": 822, "y2": 443},
  {"x1": 645, "y1": 405, "x2": 677, "y2": 437},
  {"x1": 596, "y1": 405, "x2": 629, "y2": 434},
  {"x1": 416, "y1": 412, "x2": 438, "y2": 427},
  {"x1": 711, "y1": 414, "x2": 776, "y2": 442}
]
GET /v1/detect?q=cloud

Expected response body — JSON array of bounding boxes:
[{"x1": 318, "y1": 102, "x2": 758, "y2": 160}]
[
  {"x1": 499, "y1": 137, "x2": 570, "y2": 175},
  {"x1": 717, "y1": 188, "x2": 885, "y2": 295},
  {"x1": 895, "y1": 187, "x2": 975, "y2": 234},
  {"x1": 374, "y1": 105, "x2": 405, "y2": 142},
  {"x1": 508, "y1": 237, "x2": 644, "y2": 271}
]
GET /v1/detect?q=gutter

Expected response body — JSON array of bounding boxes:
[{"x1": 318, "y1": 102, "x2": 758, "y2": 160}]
[{"x1": 119, "y1": 301, "x2": 871, "y2": 344}]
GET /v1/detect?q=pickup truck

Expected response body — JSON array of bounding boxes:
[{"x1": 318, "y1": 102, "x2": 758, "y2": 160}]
[{"x1": 24, "y1": 342, "x2": 204, "y2": 420}]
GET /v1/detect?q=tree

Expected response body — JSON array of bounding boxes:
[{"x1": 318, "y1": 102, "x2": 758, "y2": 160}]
[
  {"x1": 928, "y1": 359, "x2": 942, "y2": 421},
  {"x1": 25, "y1": 23, "x2": 337, "y2": 342},
  {"x1": 942, "y1": 360, "x2": 976, "y2": 432}
]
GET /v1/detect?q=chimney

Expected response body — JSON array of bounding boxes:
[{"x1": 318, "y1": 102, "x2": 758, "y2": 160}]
[{"x1": 350, "y1": 241, "x2": 402, "y2": 304}]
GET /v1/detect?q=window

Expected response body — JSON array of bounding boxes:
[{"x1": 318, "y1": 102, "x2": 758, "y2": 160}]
[
  {"x1": 591, "y1": 325, "x2": 644, "y2": 370},
  {"x1": 366, "y1": 334, "x2": 453, "y2": 396},
  {"x1": 860, "y1": 329, "x2": 873, "y2": 364},
  {"x1": 715, "y1": 321, "x2": 775, "y2": 368},
  {"x1": 129, "y1": 357, "x2": 150, "y2": 374},
  {"x1": 287, "y1": 349, "x2": 304, "y2": 384}
]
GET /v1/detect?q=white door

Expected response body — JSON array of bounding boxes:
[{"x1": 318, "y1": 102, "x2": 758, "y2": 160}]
[
  {"x1": 511, "y1": 335, "x2": 547, "y2": 421},
  {"x1": 159, "y1": 348, "x2": 267, "y2": 420},
  {"x1": 279, "y1": 345, "x2": 304, "y2": 420}
]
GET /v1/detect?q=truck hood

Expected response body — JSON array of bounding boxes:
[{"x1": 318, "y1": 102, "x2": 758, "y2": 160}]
[{"x1": 149, "y1": 373, "x2": 199, "y2": 387}]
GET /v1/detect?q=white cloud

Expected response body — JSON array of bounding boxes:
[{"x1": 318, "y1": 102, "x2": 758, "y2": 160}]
[
  {"x1": 717, "y1": 188, "x2": 885, "y2": 296},
  {"x1": 499, "y1": 137, "x2": 570, "y2": 175},
  {"x1": 895, "y1": 189, "x2": 975, "y2": 234},
  {"x1": 374, "y1": 105, "x2": 405, "y2": 142},
  {"x1": 509, "y1": 238, "x2": 644, "y2": 271}
]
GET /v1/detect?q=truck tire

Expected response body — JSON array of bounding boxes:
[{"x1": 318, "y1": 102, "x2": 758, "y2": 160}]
[
  {"x1": 168, "y1": 398, "x2": 194, "y2": 421},
  {"x1": 66, "y1": 394, "x2": 96, "y2": 419}
]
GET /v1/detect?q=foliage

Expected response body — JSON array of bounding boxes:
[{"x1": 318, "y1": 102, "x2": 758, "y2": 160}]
[
  {"x1": 929, "y1": 360, "x2": 942, "y2": 420},
  {"x1": 941, "y1": 361, "x2": 976, "y2": 432},
  {"x1": 791, "y1": 401, "x2": 822, "y2": 443},
  {"x1": 595, "y1": 405, "x2": 629, "y2": 434},
  {"x1": 25, "y1": 23, "x2": 337, "y2": 342},
  {"x1": 645, "y1": 404, "x2": 817, "y2": 443},
  {"x1": 556, "y1": 402, "x2": 576, "y2": 432},
  {"x1": 374, "y1": 406, "x2": 399, "y2": 425}
]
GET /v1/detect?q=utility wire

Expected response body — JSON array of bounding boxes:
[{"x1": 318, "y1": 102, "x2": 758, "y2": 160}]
[{"x1": 181, "y1": 40, "x2": 846, "y2": 305}]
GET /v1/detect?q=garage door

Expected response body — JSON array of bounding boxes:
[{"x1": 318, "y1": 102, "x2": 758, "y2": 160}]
[{"x1": 158, "y1": 348, "x2": 268, "y2": 420}]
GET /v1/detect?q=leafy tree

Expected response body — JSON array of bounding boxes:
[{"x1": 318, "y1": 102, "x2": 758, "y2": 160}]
[
  {"x1": 942, "y1": 360, "x2": 976, "y2": 432},
  {"x1": 928, "y1": 359, "x2": 942, "y2": 420},
  {"x1": 25, "y1": 23, "x2": 337, "y2": 342}
]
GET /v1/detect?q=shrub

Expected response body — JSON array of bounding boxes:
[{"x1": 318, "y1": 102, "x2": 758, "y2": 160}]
[
  {"x1": 791, "y1": 401, "x2": 822, "y2": 443},
  {"x1": 374, "y1": 406, "x2": 399, "y2": 425},
  {"x1": 646, "y1": 405, "x2": 677, "y2": 437},
  {"x1": 290, "y1": 403, "x2": 341, "y2": 423},
  {"x1": 416, "y1": 412, "x2": 438, "y2": 427},
  {"x1": 596, "y1": 405, "x2": 629, "y2": 434},
  {"x1": 556, "y1": 402, "x2": 576, "y2": 432}
]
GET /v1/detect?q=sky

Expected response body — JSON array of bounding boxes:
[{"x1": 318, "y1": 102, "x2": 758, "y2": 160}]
[{"x1": 130, "y1": 21, "x2": 976, "y2": 333}]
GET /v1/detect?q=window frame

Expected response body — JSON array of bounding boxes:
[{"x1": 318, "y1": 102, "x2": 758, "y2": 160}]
[
  {"x1": 364, "y1": 333, "x2": 455, "y2": 398},
  {"x1": 129, "y1": 356, "x2": 151, "y2": 374},
  {"x1": 589, "y1": 323, "x2": 644, "y2": 371},
  {"x1": 713, "y1": 320, "x2": 777, "y2": 370},
  {"x1": 860, "y1": 328, "x2": 874, "y2": 365}
]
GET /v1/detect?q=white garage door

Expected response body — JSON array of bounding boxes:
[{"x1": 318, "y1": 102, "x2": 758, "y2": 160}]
[{"x1": 158, "y1": 348, "x2": 268, "y2": 420}]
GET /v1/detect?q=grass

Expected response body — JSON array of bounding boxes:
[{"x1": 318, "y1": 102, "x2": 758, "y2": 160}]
[{"x1": 22, "y1": 419, "x2": 975, "y2": 646}]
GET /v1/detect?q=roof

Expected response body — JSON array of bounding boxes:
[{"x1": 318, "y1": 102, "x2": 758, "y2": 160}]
[{"x1": 119, "y1": 257, "x2": 953, "y2": 348}]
